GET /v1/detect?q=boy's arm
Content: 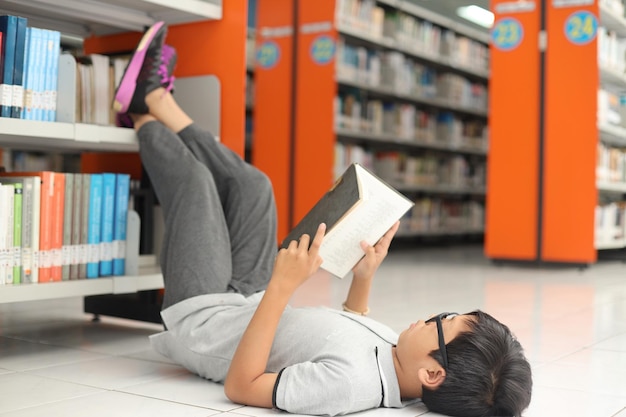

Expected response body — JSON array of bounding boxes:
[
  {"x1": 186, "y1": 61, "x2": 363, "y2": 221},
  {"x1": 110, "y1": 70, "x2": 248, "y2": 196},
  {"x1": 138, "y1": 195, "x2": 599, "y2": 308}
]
[
  {"x1": 224, "y1": 224, "x2": 326, "y2": 408},
  {"x1": 344, "y1": 221, "x2": 399, "y2": 314}
]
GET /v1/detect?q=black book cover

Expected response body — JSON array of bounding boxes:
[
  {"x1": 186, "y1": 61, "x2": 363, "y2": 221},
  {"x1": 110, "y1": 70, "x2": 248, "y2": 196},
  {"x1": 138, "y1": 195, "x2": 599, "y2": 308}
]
[{"x1": 280, "y1": 163, "x2": 361, "y2": 248}]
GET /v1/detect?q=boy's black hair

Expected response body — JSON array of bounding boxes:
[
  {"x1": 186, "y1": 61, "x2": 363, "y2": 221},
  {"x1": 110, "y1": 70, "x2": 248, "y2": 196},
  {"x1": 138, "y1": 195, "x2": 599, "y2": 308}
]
[{"x1": 421, "y1": 310, "x2": 532, "y2": 417}]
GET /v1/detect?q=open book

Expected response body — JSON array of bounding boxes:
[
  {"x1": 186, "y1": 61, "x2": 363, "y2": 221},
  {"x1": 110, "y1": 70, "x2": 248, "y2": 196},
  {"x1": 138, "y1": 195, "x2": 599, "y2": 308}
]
[{"x1": 280, "y1": 163, "x2": 414, "y2": 278}]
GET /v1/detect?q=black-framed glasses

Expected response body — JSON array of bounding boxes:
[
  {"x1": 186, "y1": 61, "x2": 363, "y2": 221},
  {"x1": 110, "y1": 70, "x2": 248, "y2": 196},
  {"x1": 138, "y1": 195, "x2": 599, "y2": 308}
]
[{"x1": 425, "y1": 312, "x2": 459, "y2": 370}]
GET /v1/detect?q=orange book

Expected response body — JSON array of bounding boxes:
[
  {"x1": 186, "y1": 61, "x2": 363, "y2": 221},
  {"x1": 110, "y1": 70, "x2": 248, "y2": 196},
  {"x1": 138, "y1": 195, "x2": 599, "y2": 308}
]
[
  {"x1": 50, "y1": 173, "x2": 65, "y2": 281},
  {"x1": 1, "y1": 171, "x2": 60, "y2": 282}
]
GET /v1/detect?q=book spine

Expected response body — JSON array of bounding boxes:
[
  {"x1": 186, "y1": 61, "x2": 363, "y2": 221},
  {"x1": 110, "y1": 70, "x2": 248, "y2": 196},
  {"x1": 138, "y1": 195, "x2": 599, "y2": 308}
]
[
  {"x1": 20, "y1": 178, "x2": 33, "y2": 283},
  {"x1": 0, "y1": 15, "x2": 17, "y2": 118},
  {"x1": 41, "y1": 29, "x2": 53, "y2": 122},
  {"x1": 86, "y1": 174, "x2": 102, "y2": 279},
  {"x1": 99, "y1": 173, "x2": 115, "y2": 277},
  {"x1": 113, "y1": 173, "x2": 130, "y2": 276},
  {"x1": 12, "y1": 183, "x2": 22, "y2": 284},
  {"x1": 0, "y1": 185, "x2": 10, "y2": 284},
  {"x1": 48, "y1": 30, "x2": 60, "y2": 122},
  {"x1": 30, "y1": 177, "x2": 40, "y2": 283},
  {"x1": 69, "y1": 173, "x2": 82, "y2": 280},
  {"x1": 38, "y1": 172, "x2": 52, "y2": 282},
  {"x1": 62, "y1": 173, "x2": 73, "y2": 281},
  {"x1": 34, "y1": 27, "x2": 45, "y2": 121},
  {"x1": 79, "y1": 174, "x2": 90, "y2": 279},
  {"x1": 4, "y1": 185, "x2": 14, "y2": 284},
  {"x1": 10, "y1": 16, "x2": 27, "y2": 119},
  {"x1": 23, "y1": 27, "x2": 38, "y2": 120},
  {"x1": 19, "y1": 26, "x2": 30, "y2": 120},
  {"x1": 50, "y1": 172, "x2": 65, "y2": 281}
]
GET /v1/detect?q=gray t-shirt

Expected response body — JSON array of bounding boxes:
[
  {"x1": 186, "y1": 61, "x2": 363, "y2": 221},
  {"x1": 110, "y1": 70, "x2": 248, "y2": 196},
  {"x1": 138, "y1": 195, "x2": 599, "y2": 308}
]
[{"x1": 150, "y1": 291, "x2": 414, "y2": 416}]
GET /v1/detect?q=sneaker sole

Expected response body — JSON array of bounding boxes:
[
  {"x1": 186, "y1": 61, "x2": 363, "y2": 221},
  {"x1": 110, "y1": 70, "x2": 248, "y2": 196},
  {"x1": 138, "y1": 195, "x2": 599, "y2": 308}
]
[{"x1": 112, "y1": 21, "x2": 165, "y2": 113}]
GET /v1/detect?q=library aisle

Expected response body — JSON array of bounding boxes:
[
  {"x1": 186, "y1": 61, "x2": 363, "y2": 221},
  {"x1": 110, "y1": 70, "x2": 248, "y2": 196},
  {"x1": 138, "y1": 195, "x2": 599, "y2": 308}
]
[{"x1": 1, "y1": 246, "x2": 625, "y2": 417}]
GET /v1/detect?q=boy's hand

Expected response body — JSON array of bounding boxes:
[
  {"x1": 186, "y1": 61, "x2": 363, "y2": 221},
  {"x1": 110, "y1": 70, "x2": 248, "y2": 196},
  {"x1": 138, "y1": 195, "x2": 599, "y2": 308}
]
[
  {"x1": 351, "y1": 221, "x2": 399, "y2": 281},
  {"x1": 269, "y1": 223, "x2": 326, "y2": 295}
]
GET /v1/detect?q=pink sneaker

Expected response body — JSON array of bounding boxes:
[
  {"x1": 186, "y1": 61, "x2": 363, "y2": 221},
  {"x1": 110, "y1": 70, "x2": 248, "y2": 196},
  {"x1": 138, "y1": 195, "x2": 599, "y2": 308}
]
[
  {"x1": 116, "y1": 44, "x2": 178, "y2": 128},
  {"x1": 112, "y1": 21, "x2": 167, "y2": 114}
]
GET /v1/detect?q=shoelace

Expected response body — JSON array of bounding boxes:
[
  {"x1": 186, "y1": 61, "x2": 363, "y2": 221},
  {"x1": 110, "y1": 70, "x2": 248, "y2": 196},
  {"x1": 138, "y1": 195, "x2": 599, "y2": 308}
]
[{"x1": 159, "y1": 46, "x2": 176, "y2": 93}]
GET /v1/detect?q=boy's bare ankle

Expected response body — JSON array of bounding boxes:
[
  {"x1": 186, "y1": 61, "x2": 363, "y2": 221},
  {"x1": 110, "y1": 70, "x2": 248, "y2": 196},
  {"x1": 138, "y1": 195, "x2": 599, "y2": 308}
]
[{"x1": 145, "y1": 87, "x2": 167, "y2": 109}]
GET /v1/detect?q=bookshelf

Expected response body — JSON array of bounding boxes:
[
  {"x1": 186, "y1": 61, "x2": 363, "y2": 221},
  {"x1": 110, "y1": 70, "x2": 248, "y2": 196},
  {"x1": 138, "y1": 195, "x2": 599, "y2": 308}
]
[
  {"x1": 333, "y1": 0, "x2": 489, "y2": 239},
  {"x1": 596, "y1": 2, "x2": 626, "y2": 252},
  {"x1": 0, "y1": 0, "x2": 245, "y2": 311},
  {"x1": 252, "y1": 0, "x2": 490, "y2": 242}
]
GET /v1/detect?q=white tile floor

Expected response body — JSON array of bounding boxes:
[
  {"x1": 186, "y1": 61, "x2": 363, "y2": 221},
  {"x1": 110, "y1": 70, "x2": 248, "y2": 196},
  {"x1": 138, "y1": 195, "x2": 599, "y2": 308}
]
[{"x1": 1, "y1": 245, "x2": 625, "y2": 417}]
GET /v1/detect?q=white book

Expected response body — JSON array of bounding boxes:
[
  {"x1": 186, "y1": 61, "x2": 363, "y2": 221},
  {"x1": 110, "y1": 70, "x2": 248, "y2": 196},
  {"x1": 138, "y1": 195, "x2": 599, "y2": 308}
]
[{"x1": 280, "y1": 163, "x2": 414, "y2": 278}]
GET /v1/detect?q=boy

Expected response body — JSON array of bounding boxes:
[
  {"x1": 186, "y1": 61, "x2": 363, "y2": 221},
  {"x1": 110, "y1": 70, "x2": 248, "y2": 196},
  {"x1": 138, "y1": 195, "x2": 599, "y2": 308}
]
[{"x1": 113, "y1": 22, "x2": 532, "y2": 417}]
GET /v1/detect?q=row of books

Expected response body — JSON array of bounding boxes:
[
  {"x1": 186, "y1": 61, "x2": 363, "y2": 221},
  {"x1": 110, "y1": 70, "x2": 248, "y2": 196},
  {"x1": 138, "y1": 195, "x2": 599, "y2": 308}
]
[
  {"x1": 595, "y1": 201, "x2": 626, "y2": 248},
  {"x1": 597, "y1": 142, "x2": 626, "y2": 183},
  {"x1": 335, "y1": 94, "x2": 488, "y2": 149},
  {"x1": 335, "y1": 0, "x2": 489, "y2": 72},
  {"x1": 401, "y1": 198, "x2": 485, "y2": 234},
  {"x1": 0, "y1": 171, "x2": 130, "y2": 285},
  {"x1": 598, "y1": 26, "x2": 626, "y2": 74},
  {"x1": 0, "y1": 15, "x2": 61, "y2": 121},
  {"x1": 335, "y1": 143, "x2": 486, "y2": 190},
  {"x1": 598, "y1": 88, "x2": 626, "y2": 128},
  {"x1": 76, "y1": 54, "x2": 129, "y2": 126},
  {"x1": 337, "y1": 41, "x2": 488, "y2": 111}
]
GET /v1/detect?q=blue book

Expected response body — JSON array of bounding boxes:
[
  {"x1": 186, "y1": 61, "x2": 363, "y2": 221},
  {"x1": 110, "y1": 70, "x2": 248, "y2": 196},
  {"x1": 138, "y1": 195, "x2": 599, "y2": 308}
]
[
  {"x1": 98, "y1": 173, "x2": 115, "y2": 277},
  {"x1": 10, "y1": 16, "x2": 27, "y2": 118},
  {"x1": 86, "y1": 174, "x2": 103, "y2": 279},
  {"x1": 41, "y1": 29, "x2": 53, "y2": 122},
  {"x1": 0, "y1": 15, "x2": 17, "y2": 118},
  {"x1": 23, "y1": 27, "x2": 41, "y2": 121},
  {"x1": 33, "y1": 27, "x2": 45, "y2": 121},
  {"x1": 48, "y1": 30, "x2": 60, "y2": 121},
  {"x1": 112, "y1": 174, "x2": 130, "y2": 276},
  {"x1": 19, "y1": 26, "x2": 30, "y2": 119}
]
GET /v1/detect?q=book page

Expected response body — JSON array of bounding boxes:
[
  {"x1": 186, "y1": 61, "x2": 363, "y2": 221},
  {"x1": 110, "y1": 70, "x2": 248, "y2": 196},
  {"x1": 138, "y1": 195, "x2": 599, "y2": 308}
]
[{"x1": 320, "y1": 165, "x2": 413, "y2": 278}]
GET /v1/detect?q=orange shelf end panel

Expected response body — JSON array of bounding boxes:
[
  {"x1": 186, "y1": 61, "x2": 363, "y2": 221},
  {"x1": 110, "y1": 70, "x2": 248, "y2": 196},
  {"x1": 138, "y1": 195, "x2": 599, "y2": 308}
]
[
  {"x1": 252, "y1": 0, "x2": 295, "y2": 242},
  {"x1": 293, "y1": 0, "x2": 338, "y2": 227},
  {"x1": 542, "y1": 2, "x2": 598, "y2": 263},
  {"x1": 485, "y1": 1, "x2": 542, "y2": 261}
]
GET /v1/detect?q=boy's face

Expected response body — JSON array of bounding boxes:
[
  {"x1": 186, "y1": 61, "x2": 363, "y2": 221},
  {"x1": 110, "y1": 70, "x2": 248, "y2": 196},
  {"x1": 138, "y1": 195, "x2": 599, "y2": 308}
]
[{"x1": 395, "y1": 313, "x2": 475, "y2": 371}]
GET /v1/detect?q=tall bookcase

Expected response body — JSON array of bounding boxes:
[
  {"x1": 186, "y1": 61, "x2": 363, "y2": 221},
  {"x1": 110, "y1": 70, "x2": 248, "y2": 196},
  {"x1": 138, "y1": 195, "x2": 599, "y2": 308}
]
[
  {"x1": 486, "y1": 0, "x2": 626, "y2": 265},
  {"x1": 252, "y1": 0, "x2": 490, "y2": 243},
  {"x1": 0, "y1": 1, "x2": 248, "y2": 311}
]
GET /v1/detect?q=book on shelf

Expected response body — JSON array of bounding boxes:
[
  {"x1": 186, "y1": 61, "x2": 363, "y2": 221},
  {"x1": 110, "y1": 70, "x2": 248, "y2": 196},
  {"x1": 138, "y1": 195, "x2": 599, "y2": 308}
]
[
  {"x1": 69, "y1": 173, "x2": 82, "y2": 280},
  {"x1": 61, "y1": 173, "x2": 74, "y2": 281},
  {"x1": 113, "y1": 173, "x2": 130, "y2": 276},
  {"x1": 0, "y1": 184, "x2": 14, "y2": 284},
  {"x1": 0, "y1": 14, "x2": 18, "y2": 118},
  {"x1": 10, "y1": 16, "x2": 27, "y2": 119},
  {"x1": 86, "y1": 173, "x2": 103, "y2": 279},
  {"x1": 99, "y1": 173, "x2": 116, "y2": 277},
  {"x1": 49, "y1": 172, "x2": 65, "y2": 281},
  {"x1": 280, "y1": 163, "x2": 414, "y2": 278},
  {"x1": 79, "y1": 173, "x2": 91, "y2": 279}
]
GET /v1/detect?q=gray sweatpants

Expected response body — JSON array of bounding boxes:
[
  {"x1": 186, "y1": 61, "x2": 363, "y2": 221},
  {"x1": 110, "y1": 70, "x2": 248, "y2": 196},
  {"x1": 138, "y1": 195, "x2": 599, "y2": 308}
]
[{"x1": 137, "y1": 121, "x2": 278, "y2": 309}]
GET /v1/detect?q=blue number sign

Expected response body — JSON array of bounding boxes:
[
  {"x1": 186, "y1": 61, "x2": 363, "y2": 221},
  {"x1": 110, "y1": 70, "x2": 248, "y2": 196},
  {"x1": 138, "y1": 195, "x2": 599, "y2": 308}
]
[
  {"x1": 565, "y1": 11, "x2": 598, "y2": 45},
  {"x1": 491, "y1": 18, "x2": 524, "y2": 51},
  {"x1": 310, "y1": 35, "x2": 335, "y2": 65},
  {"x1": 256, "y1": 41, "x2": 280, "y2": 69}
]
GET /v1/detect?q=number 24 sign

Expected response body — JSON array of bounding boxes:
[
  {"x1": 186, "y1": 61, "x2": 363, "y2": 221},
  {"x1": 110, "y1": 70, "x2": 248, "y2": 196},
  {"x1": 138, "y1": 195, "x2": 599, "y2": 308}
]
[{"x1": 565, "y1": 11, "x2": 597, "y2": 45}]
